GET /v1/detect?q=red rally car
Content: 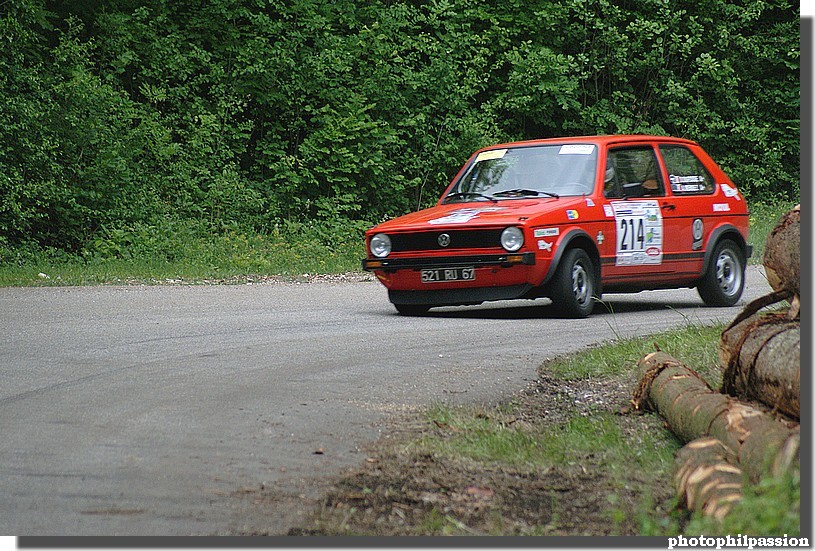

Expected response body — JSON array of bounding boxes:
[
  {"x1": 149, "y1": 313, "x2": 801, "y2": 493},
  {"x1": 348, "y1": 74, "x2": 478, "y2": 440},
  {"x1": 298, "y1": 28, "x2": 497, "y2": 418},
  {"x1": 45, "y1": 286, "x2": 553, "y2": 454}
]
[{"x1": 362, "y1": 135, "x2": 750, "y2": 317}]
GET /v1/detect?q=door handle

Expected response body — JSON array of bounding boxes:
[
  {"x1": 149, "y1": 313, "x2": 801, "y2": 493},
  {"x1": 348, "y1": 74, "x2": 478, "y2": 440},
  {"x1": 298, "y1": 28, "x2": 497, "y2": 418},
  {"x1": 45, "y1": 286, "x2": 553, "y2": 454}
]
[{"x1": 661, "y1": 202, "x2": 676, "y2": 211}]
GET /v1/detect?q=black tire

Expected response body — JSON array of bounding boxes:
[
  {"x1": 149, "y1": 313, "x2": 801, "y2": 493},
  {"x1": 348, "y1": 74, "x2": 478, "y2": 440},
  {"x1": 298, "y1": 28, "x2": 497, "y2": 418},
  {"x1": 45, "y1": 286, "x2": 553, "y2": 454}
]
[
  {"x1": 394, "y1": 303, "x2": 431, "y2": 316},
  {"x1": 551, "y1": 248, "x2": 597, "y2": 318},
  {"x1": 697, "y1": 239, "x2": 745, "y2": 307}
]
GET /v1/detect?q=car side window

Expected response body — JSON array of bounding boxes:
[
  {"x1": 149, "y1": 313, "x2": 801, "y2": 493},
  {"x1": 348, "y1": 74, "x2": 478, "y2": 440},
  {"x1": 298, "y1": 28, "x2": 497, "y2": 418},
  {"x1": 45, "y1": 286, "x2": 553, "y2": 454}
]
[
  {"x1": 604, "y1": 147, "x2": 665, "y2": 199},
  {"x1": 659, "y1": 145, "x2": 715, "y2": 195}
]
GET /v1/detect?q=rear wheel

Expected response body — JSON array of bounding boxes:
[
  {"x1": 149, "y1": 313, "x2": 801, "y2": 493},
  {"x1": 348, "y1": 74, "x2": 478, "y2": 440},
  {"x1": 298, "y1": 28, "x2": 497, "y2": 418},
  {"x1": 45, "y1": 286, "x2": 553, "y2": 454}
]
[
  {"x1": 697, "y1": 239, "x2": 745, "y2": 307},
  {"x1": 551, "y1": 248, "x2": 597, "y2": 318}
]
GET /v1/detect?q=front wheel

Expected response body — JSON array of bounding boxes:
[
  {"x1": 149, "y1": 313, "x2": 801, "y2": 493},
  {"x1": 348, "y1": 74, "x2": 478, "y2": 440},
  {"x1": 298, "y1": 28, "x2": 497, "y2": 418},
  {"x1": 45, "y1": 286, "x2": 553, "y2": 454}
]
[
  {"x1": 697, "y1": 239, "x2": 745, "y2": 307},
  {"x1": 551, "y1": 248, "x2": 598, "y2": 318}
]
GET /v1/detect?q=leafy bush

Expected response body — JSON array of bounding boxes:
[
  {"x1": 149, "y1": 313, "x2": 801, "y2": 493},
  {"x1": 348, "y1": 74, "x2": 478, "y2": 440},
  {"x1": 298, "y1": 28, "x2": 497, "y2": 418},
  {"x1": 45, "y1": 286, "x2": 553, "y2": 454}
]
[{"x1": 85, "y1": 219, "x2": 204, "y2": 262}]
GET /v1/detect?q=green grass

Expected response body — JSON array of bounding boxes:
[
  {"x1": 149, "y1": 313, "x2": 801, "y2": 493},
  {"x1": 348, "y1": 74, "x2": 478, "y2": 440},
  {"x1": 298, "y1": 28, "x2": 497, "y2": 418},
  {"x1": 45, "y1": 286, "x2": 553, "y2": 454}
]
[
  {"x1": 423, "y1": 405, "x2": 679, "y2": 474},
  {"x1": 422, "y1": 404, "x2": 550, "y2": 469},
  {"x1": 0, "y1": 231, "x2": 365, "y2": 286},
  {"x1": 543, "y1": 322, "x2": 726, "y2": 384}
]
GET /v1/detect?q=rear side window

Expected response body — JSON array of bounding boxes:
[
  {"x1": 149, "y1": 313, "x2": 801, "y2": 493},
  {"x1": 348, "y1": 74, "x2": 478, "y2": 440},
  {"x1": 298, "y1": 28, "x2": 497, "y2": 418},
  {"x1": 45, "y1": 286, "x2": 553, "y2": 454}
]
[{"x1": 659, "y1": 145, "x2": 715, "y2": 195}]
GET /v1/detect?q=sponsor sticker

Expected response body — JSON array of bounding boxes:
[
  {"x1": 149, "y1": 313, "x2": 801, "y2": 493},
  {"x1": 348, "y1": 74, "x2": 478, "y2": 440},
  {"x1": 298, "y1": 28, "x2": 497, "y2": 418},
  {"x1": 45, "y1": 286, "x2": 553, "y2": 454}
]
[
  {"x1": 669, "y1": 174, "x2": 705, "y2": 184},
  {"x1": 669, "y1": 175, "x2": 705, "y2": 193},
  {"x1": 537, "y1": 240, "x2": 553, "y2": 252},
  {"x1": 585, "y1": 198, "x2": 595, "y2": 207},
  {"x1": 475, "y1": 149, "x2": 507, "y2": 162},
  {"x1": 721, "y1": 183, "x2": 742, "y2": 200},
  {"x1": 603, "y1": 204, "x2": 614, "y2": 217},
  {"x1": 671, "y1": 183, "x2": 705, "y2": 192},
  {"x1": 713, "y1": 203, "x2": 731, "y2": 212},
  {"x1": 534, "y1": 228, "x2": 559, "y2": 238},
  {"x1": 566, "y1": 210, "x2": 579, "y2": 220},
  {"x1": 559, "y1": 144, "x2": 595, "y2": 155}
]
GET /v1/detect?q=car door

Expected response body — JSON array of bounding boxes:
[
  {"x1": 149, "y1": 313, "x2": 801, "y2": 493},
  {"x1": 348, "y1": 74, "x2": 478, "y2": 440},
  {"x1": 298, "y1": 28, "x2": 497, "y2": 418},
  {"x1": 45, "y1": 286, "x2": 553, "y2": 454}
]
[{"x1": 600, "y1": 145, "x2": 672, "y2": 285}]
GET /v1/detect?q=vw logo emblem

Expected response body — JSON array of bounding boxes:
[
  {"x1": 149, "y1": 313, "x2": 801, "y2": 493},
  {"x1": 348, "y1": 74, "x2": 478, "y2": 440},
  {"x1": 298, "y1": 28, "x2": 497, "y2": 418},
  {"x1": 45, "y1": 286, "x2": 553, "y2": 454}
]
[{"x1": 438, "y1": 233, "x2": 451, "y2": 247}]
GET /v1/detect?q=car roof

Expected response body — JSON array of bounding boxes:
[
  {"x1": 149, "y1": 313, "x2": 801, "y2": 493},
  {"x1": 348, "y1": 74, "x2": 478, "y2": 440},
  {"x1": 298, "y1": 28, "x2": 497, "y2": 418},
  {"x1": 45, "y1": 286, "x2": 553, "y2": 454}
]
[{"x1": 480, "y1": 134, "x2": 698, "y2": 151}]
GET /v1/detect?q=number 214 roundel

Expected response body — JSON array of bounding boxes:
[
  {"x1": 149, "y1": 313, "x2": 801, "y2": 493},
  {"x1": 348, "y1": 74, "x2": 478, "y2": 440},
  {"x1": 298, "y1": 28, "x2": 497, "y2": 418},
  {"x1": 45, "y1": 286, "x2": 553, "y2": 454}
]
[{"x1": 611, "y1": 200, "x2": 663, "y2": 266}]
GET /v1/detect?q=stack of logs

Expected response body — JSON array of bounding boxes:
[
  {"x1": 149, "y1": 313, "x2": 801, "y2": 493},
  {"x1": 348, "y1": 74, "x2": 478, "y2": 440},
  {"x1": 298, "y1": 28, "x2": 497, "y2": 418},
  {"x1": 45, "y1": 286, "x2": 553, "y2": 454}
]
[{"x1": 631, "y1": 205, "x2": 801, "y2": 520}]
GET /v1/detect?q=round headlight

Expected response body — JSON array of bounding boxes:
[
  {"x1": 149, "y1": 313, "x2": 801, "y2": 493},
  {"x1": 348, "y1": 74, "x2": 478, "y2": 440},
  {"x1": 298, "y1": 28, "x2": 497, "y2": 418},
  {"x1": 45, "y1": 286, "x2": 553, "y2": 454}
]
[
  {"x1": 500, "y1": 227, "x2": 524, "y2": 252},
  {"x1": 370, "y1": 233, "x2": 392, "y2": 258}
]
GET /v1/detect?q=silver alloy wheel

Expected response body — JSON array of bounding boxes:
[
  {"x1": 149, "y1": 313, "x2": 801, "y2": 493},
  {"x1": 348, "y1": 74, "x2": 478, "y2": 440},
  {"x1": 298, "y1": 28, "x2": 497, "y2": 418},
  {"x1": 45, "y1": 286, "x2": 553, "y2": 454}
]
[
  {"x1": 716, "y1": 249, "x2": 742, "y2": 298},
  {"x1": 572, "y1": 261, "x2": 590, "y2": 305},
  {"x1": 696, "y1": 239, "x2": 745, "y2": 307}
]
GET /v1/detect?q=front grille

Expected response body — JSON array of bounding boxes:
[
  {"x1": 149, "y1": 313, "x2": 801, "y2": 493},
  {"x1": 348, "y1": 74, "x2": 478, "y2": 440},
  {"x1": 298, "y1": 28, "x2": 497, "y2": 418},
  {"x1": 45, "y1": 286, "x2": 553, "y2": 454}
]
[{"x1": 390, "y1": 229, "x2": 503, "y2": 252}]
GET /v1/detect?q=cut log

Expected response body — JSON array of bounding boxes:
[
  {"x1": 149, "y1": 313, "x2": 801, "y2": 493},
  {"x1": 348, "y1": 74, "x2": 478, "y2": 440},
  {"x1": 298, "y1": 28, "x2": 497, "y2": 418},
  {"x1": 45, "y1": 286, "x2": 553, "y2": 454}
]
[
  {"x1": 674, "y1": 437, "x2": 743, "y2": 520},
  {"x1": 763, "y1": 204, "x2": 800, "y2": 302},
  {"x1": 720, "y1": 311, "x2": 800, "y2": 420},
  {"x1": 632, "y1": 351, "x2": 799, "y2": 482}
]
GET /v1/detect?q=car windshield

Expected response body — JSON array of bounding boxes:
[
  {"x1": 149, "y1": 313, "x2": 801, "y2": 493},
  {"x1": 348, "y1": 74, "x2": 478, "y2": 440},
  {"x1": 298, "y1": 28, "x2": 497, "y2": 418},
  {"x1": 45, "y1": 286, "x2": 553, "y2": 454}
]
[{"x1": 443, "y1": 144, "x2": 598, "y2": 203}]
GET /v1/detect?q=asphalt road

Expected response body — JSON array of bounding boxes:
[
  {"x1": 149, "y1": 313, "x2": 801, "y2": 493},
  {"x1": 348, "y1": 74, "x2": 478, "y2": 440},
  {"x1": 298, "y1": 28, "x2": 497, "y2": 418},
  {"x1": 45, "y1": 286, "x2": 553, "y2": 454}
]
[{"x1": 0, "y1": 267, "x2": 771, "y2": 536}]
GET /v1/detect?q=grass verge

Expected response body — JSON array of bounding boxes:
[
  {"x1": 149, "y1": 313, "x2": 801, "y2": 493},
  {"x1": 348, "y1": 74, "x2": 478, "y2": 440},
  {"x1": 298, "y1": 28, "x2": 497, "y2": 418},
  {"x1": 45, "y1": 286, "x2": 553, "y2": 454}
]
[
  {"x1": 0, "y1": 197, "x2": 797, "y2": 286},
  {"x1": 0, "y1": 231, "x2": 365, "y2": 286}
]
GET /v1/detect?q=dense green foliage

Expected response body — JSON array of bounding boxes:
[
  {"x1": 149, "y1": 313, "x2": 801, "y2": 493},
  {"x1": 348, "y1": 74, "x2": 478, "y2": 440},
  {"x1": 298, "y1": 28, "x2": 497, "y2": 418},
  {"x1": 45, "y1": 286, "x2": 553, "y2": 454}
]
[{"x1": 0, "y1": 0, "x2": 799, "y2": 260}]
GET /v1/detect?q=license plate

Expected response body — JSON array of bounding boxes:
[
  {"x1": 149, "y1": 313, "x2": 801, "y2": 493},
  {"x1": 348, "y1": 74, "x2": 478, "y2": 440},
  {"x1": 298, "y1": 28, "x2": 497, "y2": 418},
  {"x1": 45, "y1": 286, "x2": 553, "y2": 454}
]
[{"x1": 421, "y1": 267, "x2": 475, "y2": 283}]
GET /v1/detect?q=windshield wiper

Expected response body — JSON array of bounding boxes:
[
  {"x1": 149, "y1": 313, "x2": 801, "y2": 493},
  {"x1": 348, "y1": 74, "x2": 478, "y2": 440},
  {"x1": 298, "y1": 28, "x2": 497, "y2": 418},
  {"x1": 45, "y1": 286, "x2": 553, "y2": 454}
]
[
  {"x1": 492, "y1": 188, "x2": 560, "y2": 199},
  {"x1": 443, "y1": 192, "x2": 498, "y2": 203}
]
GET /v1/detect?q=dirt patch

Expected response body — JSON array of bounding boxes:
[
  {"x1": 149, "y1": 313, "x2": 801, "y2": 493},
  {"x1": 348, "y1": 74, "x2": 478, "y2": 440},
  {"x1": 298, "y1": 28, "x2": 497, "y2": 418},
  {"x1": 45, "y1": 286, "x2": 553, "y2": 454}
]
[{"x1": 273, "y1": 369, "x2": 681, "y2": 536}]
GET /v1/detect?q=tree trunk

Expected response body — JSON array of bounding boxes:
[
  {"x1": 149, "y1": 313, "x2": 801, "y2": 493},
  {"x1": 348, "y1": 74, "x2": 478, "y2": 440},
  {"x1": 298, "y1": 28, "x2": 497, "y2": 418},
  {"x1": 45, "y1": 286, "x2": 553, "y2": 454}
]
[
  {"x1": 763, "y1": 204, "x2": 800, "y2": 299},
  {"x1": 720, "y1": 312, "x2": 800, "y2": 420},
  {"x1": 633, "y1": 351, "x2": 799, "y2": 482},
  {"x1": 674, "y1": 437, "x2": 743, "y2": 520}
]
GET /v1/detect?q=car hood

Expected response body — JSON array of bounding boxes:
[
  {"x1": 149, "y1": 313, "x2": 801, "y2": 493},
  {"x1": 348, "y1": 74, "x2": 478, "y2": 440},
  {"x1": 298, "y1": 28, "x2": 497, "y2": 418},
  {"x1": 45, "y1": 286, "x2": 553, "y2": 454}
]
[{"x1": 371, "y1": 198, "x2": 588, "y2": 233}]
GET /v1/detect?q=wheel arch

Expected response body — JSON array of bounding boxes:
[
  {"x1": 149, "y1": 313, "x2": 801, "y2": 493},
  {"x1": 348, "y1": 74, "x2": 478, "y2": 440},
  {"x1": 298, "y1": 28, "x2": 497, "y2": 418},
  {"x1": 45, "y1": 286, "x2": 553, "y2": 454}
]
[
  {"x1": 701, "y1": 224, "x2": 749, "y2": 276},
  {"x1": 541, "y1": 229, "x2": 602, "y2": 291}
]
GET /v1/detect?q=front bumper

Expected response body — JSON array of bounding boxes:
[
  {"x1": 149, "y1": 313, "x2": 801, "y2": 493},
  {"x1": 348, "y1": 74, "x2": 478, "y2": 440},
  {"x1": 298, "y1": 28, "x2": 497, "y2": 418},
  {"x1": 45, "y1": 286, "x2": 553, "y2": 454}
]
[{"x1": 361, "y1": 252, "x2": 536, "y2": 272}]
